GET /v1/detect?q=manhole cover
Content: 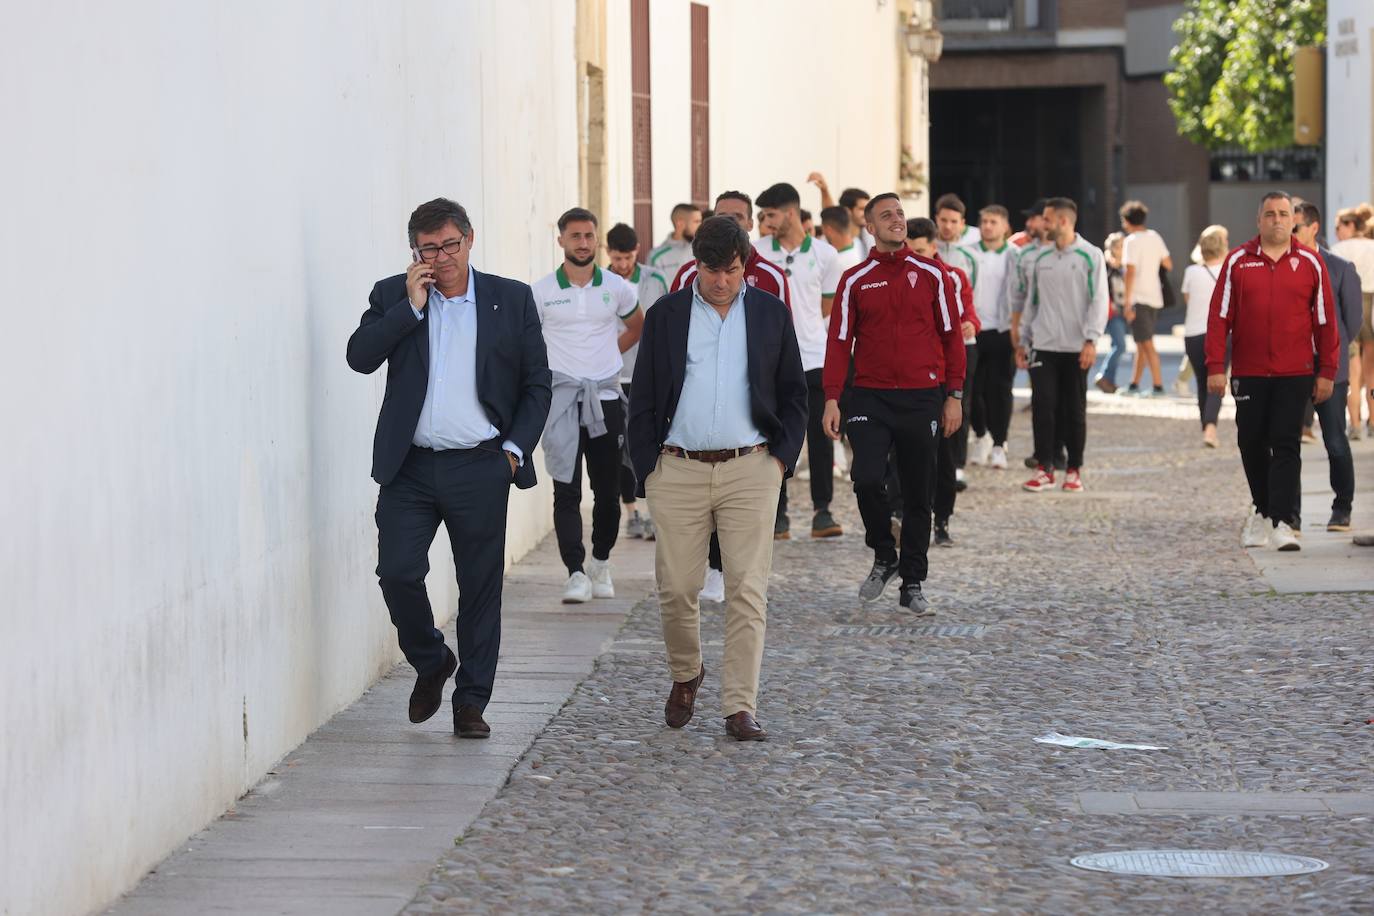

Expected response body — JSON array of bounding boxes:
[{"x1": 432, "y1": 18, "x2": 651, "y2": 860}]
[
  {"x1": 1070, "y1": 850, "x2": 1329, "y2": 878},
  {"x1": 824, "y1": 624, "x2": 986, "y2": 637}
]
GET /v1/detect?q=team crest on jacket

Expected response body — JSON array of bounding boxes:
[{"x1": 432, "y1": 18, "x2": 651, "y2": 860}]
[
  {"x1": 1289, "y1": 257, "x2": 1300, "y2": 271},
  {"x1": 746, "y1": 275, "x2": 758, "y2": 286},
  {"x1": 930, "y1": 420, "x2": 938, "y2": 436},
  {"x1": 907, "y1": 271, "x2": 918, "y2": 288}
]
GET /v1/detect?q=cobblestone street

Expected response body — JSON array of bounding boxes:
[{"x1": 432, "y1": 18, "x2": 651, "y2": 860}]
[{"x1": 405, "y1": 409, "x2": 1374, "y2": 914}]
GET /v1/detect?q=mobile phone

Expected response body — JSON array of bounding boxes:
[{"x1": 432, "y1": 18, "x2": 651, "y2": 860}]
[{"x1": 412, "y1": 248, "x2": 422, "y2": 264}]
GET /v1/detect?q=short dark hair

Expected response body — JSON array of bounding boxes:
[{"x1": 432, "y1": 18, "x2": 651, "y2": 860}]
[
  {"x1": 979, "y1": 204, "x2": 1009, "y2": 221},
  {"x1": 819, "y1": 206, "x2": 852, "y2": 231},
  {"x1": 1118, "y1": 200, "x2": 1149, "y2": 226},
  {"x1": 756, "y1": 182, "x2": 801, "y2": 210},
  {"x1": 1259, "y1": 190, "x2": 1293, "y2": 213},
  {"x1": 1045, "y1": 196, "x2": 1078, "y2": 216},
  {"x1": 839, "y1": 187, "x2": 870, "y2": 209},
  {"x1": 906, "y1": 217, "x2": 937, "y2": 242},
  {"x1": 691, "y1": 215, "x2": 752, "y2": 271},
  {"x1": 863, "y1": 192, "x2": 900, "y2": 220},
  {"x1": 671, "y1": 202, "x2": 702, "y2": 220},
  {"x1": 715, "y1": 190, "x2": 752, "y2": 210},
  {"x1": 934, "y1": 193, "x2": 966, "y2": 217},
  {"x1": 558, "y1": 207, "x2": 599, "y2": 232},
  {"x1": 407, "y1": 198, "x2": 473, "y2": 248},
  {"x1": 606, "y1": 222, "x2": 638, "y2": 253},
  {"x1": 1294, "y1": 201, "x2": 1322, "y2": 228},
  {"x1": 800, "y1": 208, "x2": 813, "y2": 223}
]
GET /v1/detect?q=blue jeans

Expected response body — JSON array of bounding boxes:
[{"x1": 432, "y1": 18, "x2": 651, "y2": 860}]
[{"x1": 1096, "y1": 313, "x2": 1128, "y2": 384}]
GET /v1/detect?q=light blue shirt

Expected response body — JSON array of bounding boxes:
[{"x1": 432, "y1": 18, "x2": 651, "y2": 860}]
[
  {"x1": 411, "y1": 267, "x2": 522, "y2": 462},
  {"x1": 664, "y1": 283, "x2": 766, "y2": 451}
]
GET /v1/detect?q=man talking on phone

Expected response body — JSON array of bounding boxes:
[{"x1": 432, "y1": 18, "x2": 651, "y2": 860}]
[{"x1": 347, "y1": 198, "x2": 551, "y2": 739}]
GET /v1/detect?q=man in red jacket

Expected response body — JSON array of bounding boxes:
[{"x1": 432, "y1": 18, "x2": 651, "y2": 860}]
[
  {"x1": 821, "y1": 193, "x2": 965, "y2": 613},
  {"x1": 1207, "y1": 190, "x2": 1339, "y2": 552}
]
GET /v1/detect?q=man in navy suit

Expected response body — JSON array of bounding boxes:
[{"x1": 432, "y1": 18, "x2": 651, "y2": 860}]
[
  {"x1": 347, "y1": 198, "x2": 551, "y2": 739},
  {"x1": 628, "y1": 216, "x2": 808, "y2": 741}
]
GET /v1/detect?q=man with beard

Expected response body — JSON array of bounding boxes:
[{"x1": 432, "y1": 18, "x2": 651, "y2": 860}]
[
  {"x1": 532, "y1": 208, "x2": 644, "y2": 602},
  {"x1": 647, "y1": 203, "x2": 703, "y2": 281},
  {"x1": 822, "y1": 194, "x2": 965, "y2": 614}
]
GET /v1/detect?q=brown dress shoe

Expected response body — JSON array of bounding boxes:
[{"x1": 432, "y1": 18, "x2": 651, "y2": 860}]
[
  {"x1": 408, "y1": 646, "x2": 457, "y2": 723},
  {"x1": 725, "y1": 711, "x2": 766, "y2": 741},
  {"x1": 664, "y1": 664, "x2": 705, "y2": 728},
  {"x1": 453, "y1": 704, "x2": 491, "y2": 739}
]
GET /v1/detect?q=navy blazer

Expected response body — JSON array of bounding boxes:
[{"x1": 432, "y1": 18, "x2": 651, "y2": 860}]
[
  {"x1": 627, "y1": 285, "x2": 808, "y2": 499},
  {"x1": 1319, "y1": 246, "x2": 1365, "y2": 385},
  {"x1": 346, "y1": 270, "x2": 552, "y2": 488}
]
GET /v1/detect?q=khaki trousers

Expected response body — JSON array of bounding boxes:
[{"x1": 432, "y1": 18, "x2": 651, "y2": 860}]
[{"x1": 644, "y1": 449, "x2": 781, "y2": 716}]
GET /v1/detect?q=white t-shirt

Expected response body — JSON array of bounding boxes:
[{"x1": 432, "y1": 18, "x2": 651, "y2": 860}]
[
  {"x1": 831, "y1": 242, "x2": 865, "y2": 281},
  {"x1": 1180, "y1": 262, "x2": 1221, "y2": 336},
  {"x1": 754, "y1": 234, "x2": 841, "y2": 371},
  {"x1": 531, "y1": 265, "x2": 639, "y2": 396},
  {"x1": 1123, "y1": 228, "x2": 1170, "y2": 307},
  {"x1": 1333, "y1": 236, "x2": 1374, "y2": 293}
]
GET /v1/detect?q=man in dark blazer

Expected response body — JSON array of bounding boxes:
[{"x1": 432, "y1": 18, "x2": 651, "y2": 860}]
[
  {"x1": 628, "y1": 215, "x2": 808, "y2": 741},
  {"x1": 347, "y1": 198, "x2": 551, "y2": 739}
]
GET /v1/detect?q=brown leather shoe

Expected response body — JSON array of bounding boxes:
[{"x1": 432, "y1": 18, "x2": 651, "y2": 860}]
[
  {"x1": 408, "y1": 646, "x2": 457, "y2": 723},
  {"x1": 725, "y1": 711, "x2": 767, "y2": 741},
  {"x1": 452, "y1": 704, "x2": 491, "y2": 739},
  {"x1": 664, "y1": 664, "x2": 705, "y2": 728}
]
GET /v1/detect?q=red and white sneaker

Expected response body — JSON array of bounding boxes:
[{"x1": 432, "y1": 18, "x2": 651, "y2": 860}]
[
  {"x1": 1022, "y1": 467, "x2": 1055, "y2": 492},
  {"x1": 1062, "y1": 468, "x2": 1084, "y2": 492}
]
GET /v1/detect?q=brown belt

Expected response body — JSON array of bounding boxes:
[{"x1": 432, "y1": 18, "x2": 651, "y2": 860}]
[{"x1": 660, "y1": 443, "x2": 768, "y2": 464}]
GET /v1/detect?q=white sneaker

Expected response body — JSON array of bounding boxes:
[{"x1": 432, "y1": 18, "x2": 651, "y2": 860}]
[
  {"x1": 1269, "y1": 521, "x2": 1301, "y2": 552},
  {"x1": 700, "y1": 567, "x2": 726, "y2": 602},
  {"x1": 1241, "y1": 509, "x2": 1272, "y2": 548},
  {"x1": 955, "y1": 468, "x2": 966, "y2": 484},
  {"x1": 586, "y1": 559, "x2": 615, "y2": 598},
  {"x1": 833, "y1": 447, "x2": 850, "y2": 479},
  {"x1": 988, "y1": 446, "x2": 1008, "y2": 470},
  {"x1": 970, "y1": 433, "x2": 993, "y2": 466},
  {"x1": 562, "y1": 571, "x2": 593, "y2": 603}
]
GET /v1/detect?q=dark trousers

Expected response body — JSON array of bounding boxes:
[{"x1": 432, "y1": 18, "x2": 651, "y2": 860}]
[
  {"x1": 973, "y1": 330, "x2": 1014, "y2": 445},
  {"x1": 847, "y1": 387, "x2": 943, "y2": 584},
  {"x1": 1314, "y1": 381, "x2": 1355, "y2": 513},
  {"x1": 619, "y1": 383, "x2": 638, "y2": 503},
  {"x1": 375, "y1": 443, "x2": 512, "y2": 711},
  {"x1": 935, "y1": 432, "x2": 958, "y2": 522},
  {"x1": 1184, "y1": 334, "x2": 1225, "y2": 428},
  {"x1": 553, "y1": 399, "x2": 624, "y2": 575},
  {"x1": 1234, "y1": 375, "x2": 1311, "y2": 526},
  {"x1": 951, "y1": 343, "x2": 977, "y2": 468},
  {"x1": 1029, "y1": 350, "x2": 1088, "y2": 469},
  {"x1": 778, "y1": 368, "x2": 831, "y2": 521}
]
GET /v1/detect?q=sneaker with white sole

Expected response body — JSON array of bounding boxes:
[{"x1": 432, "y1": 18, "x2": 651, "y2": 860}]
[
  {"x1": 970, "y1": 433, "x2": 993, "y2": 466},
  {"x1": 625, "y1": 511, "x2": 644, "y2": 539},
  {"x1": 988, "y1": 446, "x2": 1008, "y2": 470},
  {"x1": 1022, "y1": 468, "x2": 1055, "y2": 492},
  {"x1": 586, "y1": 559, "x2": 615, "y2": 598},
  {"x1": 1269, "y1": 521, "x2": 1301, "y2": 551},
  {"x1": 642, "y1": 517, "x2": 656, "y2": 541},
  {"x1": 700, "y1": 567, "x2": 725, "y2": 602},
  {"x1": 954, "y1": 467, "x2": 968, "y2": 492},
  {"x1": 1241, "y1": 509, "x2": 1272, "y2": 548},
  {"x1": 1061, "y1": 468, "x2": 1084, "y2": 492},
  {"x1": 562, "y1": 571, "x2": 593, "y2": 603}
]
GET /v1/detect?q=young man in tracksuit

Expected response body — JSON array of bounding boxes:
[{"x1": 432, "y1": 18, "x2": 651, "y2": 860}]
[
  {"x1": 908, "y1": 217, "x2": 980, "y2": 547},
  {"x1": 1207, "y1": 191, "x2": 1339, "y2": 551},
  {"x1": 821, "y1": 193, "x2": 965, "y2": 613},
  {"x1": 1016, "y1": 197, "x2": 1109, "y2": 494}
]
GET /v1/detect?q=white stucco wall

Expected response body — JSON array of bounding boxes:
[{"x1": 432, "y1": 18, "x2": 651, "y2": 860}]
[
  {"x1": 0, "y1": 3, "x2": 575, "y2": 914},
  {"x1": 611, "y1": 0, "x2": 905, "y2": 242},
  {"x1": 1327, "y1": 0, "x2": 1374, "y2": 227}
]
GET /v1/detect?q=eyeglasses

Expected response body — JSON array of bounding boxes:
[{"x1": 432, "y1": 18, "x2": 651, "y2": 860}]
[{"x1": 415, "y1": 239, "x2": 465, "y2": 261}]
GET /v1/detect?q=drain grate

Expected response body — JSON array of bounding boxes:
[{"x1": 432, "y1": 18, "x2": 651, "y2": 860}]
[
  {"x1": 1070, "y1": 850, "x2": 1328, "y2": 878},
  {"x1": 823, "y1": 624, "x2": 986, "y2": 637}
]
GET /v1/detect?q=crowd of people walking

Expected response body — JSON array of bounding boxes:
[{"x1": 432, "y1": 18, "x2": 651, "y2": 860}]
[{"x1": 347, "y1": 178, "x2": 1363, "y2": 742}]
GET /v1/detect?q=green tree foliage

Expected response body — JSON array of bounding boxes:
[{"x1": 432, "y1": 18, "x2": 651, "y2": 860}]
[{"x1": 1165, "y1": 0, "x2": 1326, "y2": 152}]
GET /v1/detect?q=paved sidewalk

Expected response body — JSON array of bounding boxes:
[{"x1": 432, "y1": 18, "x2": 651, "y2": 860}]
[
  {"x1": 401, "y1": 410, "x2": 1373, "y2": 915},
  {"x1": 109, "y1": 528, "x2": 657, "y2": 915}
]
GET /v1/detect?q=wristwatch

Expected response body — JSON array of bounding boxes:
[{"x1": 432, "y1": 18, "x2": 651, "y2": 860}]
[{"x1": 948, "y1": 389, "x2": 963, "y2": 400}]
